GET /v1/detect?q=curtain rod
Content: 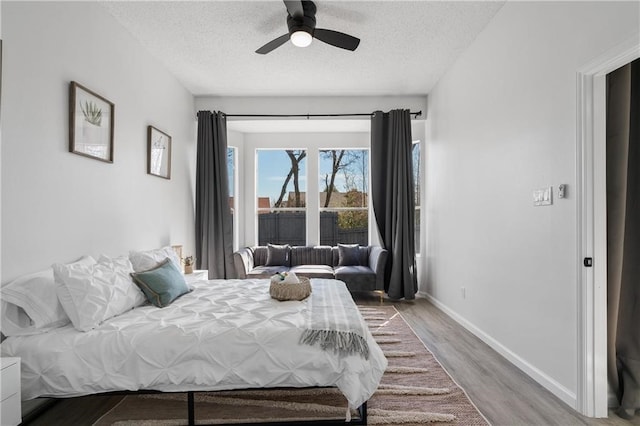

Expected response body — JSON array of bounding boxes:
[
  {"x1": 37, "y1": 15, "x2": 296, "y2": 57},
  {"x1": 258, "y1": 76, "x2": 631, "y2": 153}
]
[{"x1": 197, "y1": 111, "x2": 422, "y2": 119}]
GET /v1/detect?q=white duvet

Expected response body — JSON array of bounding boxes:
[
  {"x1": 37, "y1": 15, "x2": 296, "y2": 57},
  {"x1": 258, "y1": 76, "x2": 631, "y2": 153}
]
[{"x1": 0, "y1": 278, "x2": 387, "y2": 409}]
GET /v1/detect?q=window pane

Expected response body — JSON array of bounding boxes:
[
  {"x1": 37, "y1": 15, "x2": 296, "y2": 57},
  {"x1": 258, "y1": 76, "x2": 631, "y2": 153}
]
[
  {"x1": 412, "y1": 142, "x2": 421, "y2": 254},
  {"x1": 319, "y1": 149, "x2": 368, "y2": 246},
  {"x1": 258, "y1": 211, "x2": 306, "y2": 246},
  {"x1": 227, "y1": 147, "x2": 236, "y2": 248},
  {"x1": 228, "y1": 147, "x2": 235, "y2": 210},
  {"x1": 256, "y1": 149, "x2": 307, "y2": 246},
  {"x1": 320, "y1": 210, "x2": 368, "y2": 246},
  {"x1": 412, "y1": 143, "x2": 420, "y2": 206}
]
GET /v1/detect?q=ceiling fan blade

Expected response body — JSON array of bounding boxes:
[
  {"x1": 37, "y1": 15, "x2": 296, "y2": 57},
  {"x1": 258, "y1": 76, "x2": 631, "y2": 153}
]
[
  {"x1": 314, "y1": 28, "x2": 360, "y2": 51},
  {"x1": 256, "y1": 33, "x2": 290, "y2": 54},
  {"x1": 284, "y1": 0, "x2": 304, "y2": 20}
]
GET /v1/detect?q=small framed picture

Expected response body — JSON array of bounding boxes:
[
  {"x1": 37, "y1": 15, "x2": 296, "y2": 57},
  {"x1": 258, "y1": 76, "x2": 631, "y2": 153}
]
[
  {"x1": 147, "y1": 125, "x2": 172, "y2": 179},
  {"x1": 69, "y1": 81, "x2": 114, "y2": 163}
]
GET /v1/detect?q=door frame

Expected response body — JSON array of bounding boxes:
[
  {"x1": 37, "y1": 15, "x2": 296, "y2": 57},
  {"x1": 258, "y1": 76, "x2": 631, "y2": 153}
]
[{"x1": 576, "y1": 35, "x2": 639, "y2": 417}]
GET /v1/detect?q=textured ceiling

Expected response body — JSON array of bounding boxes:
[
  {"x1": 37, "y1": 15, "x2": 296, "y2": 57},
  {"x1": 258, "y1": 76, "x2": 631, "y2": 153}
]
[{"x1": 101, "y1": 1, "x2": 504, "y2": 97}]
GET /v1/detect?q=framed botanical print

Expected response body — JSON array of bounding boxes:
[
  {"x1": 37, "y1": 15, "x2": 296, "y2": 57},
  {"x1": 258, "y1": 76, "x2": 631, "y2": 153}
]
[
  {"x1": 69, "y1": 81, "x2": 114, "y2": 163},
  {"x1": 147, "y1": 125, "x2": 172, "y2": 179}
]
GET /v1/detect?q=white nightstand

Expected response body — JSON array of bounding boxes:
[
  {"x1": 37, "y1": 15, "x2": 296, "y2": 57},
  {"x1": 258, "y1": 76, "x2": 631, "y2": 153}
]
[
  {"x1": 184, "y1": 269, "x2": 208, "y2": 284},
  {"x1": 1, "y1": 357, "x2": 21, "y2": 426}
]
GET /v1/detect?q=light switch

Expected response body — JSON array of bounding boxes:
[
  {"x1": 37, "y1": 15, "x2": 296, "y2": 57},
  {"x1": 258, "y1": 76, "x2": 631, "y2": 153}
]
[
  {"x1": 533, "y1": 187, "x2": 552, "y2": 206},
  {"x1": 558, "y1": 184, "x2": 567, "y2": 199}
]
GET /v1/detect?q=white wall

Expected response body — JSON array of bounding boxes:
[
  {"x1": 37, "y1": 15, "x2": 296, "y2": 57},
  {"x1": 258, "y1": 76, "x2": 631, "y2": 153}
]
[
  {"x1": 424, "y1": 1, "x2": 639, "y2": 409},
  {"x1": 0, "y1": 1, "x2": 4, "y2": 293},
  {"x1": 1, "y1": 2, "x2": 196, "y2": 283}
]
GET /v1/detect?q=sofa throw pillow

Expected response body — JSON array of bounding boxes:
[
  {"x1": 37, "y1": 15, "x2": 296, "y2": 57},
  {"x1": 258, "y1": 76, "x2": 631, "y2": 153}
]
[
  {"x1": 53, "y1": 255, "x2": 145, "y2": 332},
  {"x1": 338, "y1": 243, "x2": 361, "y2": 266},
  {"x1": 266, "y1": 244, "x2": 291, "y2": 267},
  {"x1": 130, "y1": 258, "x2": 190, "y2": 308}
]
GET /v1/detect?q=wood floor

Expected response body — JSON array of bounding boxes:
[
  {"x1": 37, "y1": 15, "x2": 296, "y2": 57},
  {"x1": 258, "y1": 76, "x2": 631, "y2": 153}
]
[
  {"x1": 355, "y1": 293, "x2": 632, "y2": 426},
  {"x1": 23, "y1": 295, "x2": 633, "y2": 426}
]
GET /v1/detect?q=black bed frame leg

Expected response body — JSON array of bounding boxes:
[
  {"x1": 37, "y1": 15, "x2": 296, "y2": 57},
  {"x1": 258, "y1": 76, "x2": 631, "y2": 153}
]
[
  {"x1": 188, "y1": 391, "x2": 195, "y2": 426},
  {"x1": 360, "y1": 401, "x2": 367, "y2": 425}
]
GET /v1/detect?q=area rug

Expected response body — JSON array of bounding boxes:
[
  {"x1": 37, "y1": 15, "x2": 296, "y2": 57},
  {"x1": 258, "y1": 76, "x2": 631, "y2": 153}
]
[{"x1": 93, "y1": 306, "x2": 488, "y2": 425}]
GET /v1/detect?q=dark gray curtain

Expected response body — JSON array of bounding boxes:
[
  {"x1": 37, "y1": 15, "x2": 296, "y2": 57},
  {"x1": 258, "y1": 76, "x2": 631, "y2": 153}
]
[
  {"x1": 607, "y1": 59, "x2": 640, "y2": 419},
  {"x1": 195, "y1": 111, "x2": 235, "y2": 279},
  {"x1": 370, "y1": 109, "x2": 417, "y2": 300}
]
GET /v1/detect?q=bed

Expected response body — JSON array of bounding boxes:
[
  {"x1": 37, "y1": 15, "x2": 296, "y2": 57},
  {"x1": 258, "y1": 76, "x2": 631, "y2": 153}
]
[{"x1": 1, "y1": 271, "x2": 387, "y2": 424}]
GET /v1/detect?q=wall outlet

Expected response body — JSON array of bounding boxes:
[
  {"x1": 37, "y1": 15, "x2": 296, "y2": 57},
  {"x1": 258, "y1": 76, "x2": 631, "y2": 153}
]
[{"x1": 533, "y1": 187, "x2": 552, "y2": 206}]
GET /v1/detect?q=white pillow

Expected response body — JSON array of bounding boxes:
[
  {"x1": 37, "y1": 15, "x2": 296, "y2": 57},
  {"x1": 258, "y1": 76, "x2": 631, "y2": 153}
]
[
  {"x1": 0, "y1": 256, "x2": 96, "y2": 336},
  {"x1": 53, "y1": 255, "x2": 146, "y2": 332},
  {"x1": 129, "y1": 246, "x2": 182, "y2": 273}
]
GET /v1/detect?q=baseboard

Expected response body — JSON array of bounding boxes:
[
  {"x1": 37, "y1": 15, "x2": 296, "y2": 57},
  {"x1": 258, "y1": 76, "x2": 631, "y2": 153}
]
[{"x1": 418, "y1": 291, "x2": 578, "y2": 410}]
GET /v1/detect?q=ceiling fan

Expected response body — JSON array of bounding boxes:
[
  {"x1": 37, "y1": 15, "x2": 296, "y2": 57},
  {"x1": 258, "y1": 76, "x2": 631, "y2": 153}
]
[{"x1": 256, "y1": 0, "x2": 360, "y2": 54}]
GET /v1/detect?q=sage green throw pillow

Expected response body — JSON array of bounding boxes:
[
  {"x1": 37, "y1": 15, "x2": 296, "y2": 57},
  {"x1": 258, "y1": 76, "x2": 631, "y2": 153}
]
[{"x1": 130, "y1": 258, "x2": 190, "y2": 308}]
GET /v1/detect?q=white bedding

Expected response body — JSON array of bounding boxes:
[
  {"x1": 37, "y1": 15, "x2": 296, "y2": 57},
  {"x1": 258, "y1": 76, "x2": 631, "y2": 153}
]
[{"x1": 0, "y1": 278, "x2": 386, "y2": 409}]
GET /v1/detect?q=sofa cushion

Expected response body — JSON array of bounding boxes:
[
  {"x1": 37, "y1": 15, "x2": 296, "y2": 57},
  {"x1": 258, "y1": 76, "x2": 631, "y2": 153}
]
[
  {"x1": 334, "y1": 266, "x2": 377, "y2": 292},
  {"x1": 266, "y1": 244, "x2": 291, "y2": 267},
  {"x1": 252, "y1": 246, "x2": 268, "y2": 266},
  {"x1": 233, "y1": 245, "x2": 387, "y2": 293},
  {"x1": 289, "y1": 265, "x2": 335, "y2": 279},
  {"x1": 331, "y1": 246, "x2": 369, "y2": 267},
  {"x1": 291, "y1": 246, "x2": 333, "y2": 266},
  {"x1": 247, "y1": 265, "x2": 290, "y2": 278},
  {"x1": 338, "y1": 244, "x2": 361, "y2": 266}
]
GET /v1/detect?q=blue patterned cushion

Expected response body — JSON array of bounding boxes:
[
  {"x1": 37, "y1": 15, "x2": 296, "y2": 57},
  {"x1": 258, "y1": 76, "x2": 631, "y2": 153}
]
[{"x1": 130, "y1": 258, "x2": 189, "y2": 308}]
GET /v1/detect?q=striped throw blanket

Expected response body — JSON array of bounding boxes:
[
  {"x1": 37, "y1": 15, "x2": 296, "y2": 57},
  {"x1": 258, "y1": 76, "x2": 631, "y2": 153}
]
[{"x1": 300, "y1": 279, "x2": 370, "y2": 359}]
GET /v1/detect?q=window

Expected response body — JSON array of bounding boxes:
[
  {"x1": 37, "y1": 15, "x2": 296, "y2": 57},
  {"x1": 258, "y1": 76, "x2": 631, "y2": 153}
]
[
  {"x1": 319, "y1": 149, "x2": 368, "y2": 246},
  {"x1": 412, "y1": 141, "x2": 421, "y2": 254},
  {"x1": 228, "y1": 146, "x2": 237, "y2": 250},
  {"x1": 256, "y1": 149, "x2": 307, "y2": 245}
]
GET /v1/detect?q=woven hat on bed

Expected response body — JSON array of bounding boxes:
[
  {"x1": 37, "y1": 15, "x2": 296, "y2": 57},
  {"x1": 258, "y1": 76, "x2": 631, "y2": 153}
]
[{"x1": 269, "y1": 273, "x2": 311, "y2": 301}]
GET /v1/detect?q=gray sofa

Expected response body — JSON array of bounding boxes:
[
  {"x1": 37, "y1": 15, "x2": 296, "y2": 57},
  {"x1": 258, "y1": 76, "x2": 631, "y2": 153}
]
[{"x1": 233, "y1": 245, "x2": 388, "y2": 292}]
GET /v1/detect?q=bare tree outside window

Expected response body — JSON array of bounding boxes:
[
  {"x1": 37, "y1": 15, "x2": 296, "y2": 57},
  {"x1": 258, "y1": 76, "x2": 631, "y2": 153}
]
[
  {"x1": 255, "y1": 149, "x2": 370, "y2": 247},
  {"x1": 319, "y1": 149, "x2": 368, "y2": 246},
  {"x1": 321, "y1": 150, "x2": 352, "y2": 207},
  {"x1": 256, "y1": 149, "x2": 307, "y2": 246},
  {"x1": 274, "y1": 150, "x2": 306, "y2": 208}
]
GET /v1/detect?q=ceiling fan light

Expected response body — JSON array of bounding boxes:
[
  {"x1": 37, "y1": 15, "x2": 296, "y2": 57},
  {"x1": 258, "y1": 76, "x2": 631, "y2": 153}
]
[{"x1": 290, "y1": 30, "x2": 312, "y2": 47}]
